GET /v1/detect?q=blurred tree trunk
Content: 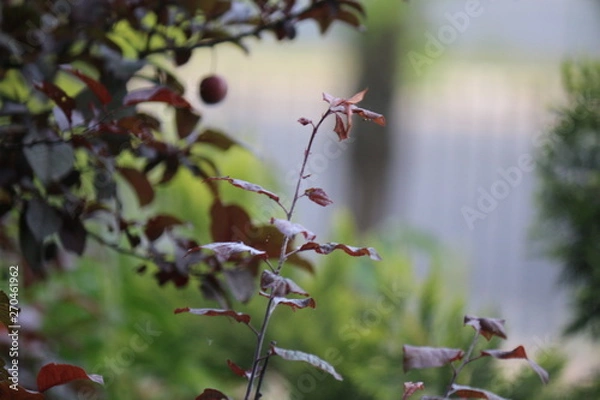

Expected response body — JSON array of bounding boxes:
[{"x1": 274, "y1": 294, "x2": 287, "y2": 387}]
[{"x1": 349, "y1": 2, "x2": 405, "y2": 232}]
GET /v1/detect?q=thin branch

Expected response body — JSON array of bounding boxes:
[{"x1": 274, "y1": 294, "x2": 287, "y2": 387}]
[
  {"x1": 246, "y1": 323, "x2": 260, "y2": 337},
  {"x1": 139, "y1": 2, "x2": 323, "y2": 58},
  {"x1": 444, "y1": 331, "x2": 480, "y2": 397},
  {"x1": 244, "y1": 293, "x2": 276, "y2": 400},
  {"x1": 287, "y1": 111, "x2": 331, "y2": 221},
  {"x1": 87, "y1": 230, "x2": 159, "y2": 264},
  {"x1": 253, "y1": 351, "x2": 272, "y2": 400},
  {"x1": 274, "y1": 200, "x2": 289, "y2": 217},
  {"x1": 263, "y1": 259, "x2": 276, "y2": 273},
  {"x1": 245, "y1": 109, "x2": 333, "y2": 400},
  {"x1": 283, "y1": 247, "x2": 302, "y2": 260}
]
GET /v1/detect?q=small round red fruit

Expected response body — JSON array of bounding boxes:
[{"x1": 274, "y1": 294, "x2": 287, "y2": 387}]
[{"x1": 199, "y1": 74, "x2": 228, "y2": 104}]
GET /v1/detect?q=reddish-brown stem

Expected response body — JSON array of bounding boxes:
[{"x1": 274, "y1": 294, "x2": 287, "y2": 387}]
[
  {"x1": 243, "y1": 110, "x2": 332, "y2": 400},
  {"x1": 444, "y1": 331, "x2": 481, "y2": 397},
  {"x1": 287, "y1": 111, "x2": 332, "y2": 222},
  {"x1": 253, "y1": 350, "x2": 272, "y2": 400}
]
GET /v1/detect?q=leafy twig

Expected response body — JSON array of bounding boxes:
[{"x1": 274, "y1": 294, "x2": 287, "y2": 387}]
[
  {"x1": 139, "y1": 2, "x2": 326, "y2": 58},
  {"x1": 444, "y1": 331, "x2": 480, "y2": 397},
  {"x1": 244, "y1": 110, "x2": 332, "y2": 400}
]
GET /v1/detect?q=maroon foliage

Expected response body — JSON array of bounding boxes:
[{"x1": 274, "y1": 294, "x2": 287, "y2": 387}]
[
  {"x1": 403, "y1": 345, "x2": 464, "y2": 373},
  {"x1": 174, "y1": 307, "x2": 251, "y2": 324},
  {"x1": 402, "y1": 315, "x2": 549, "y2": 399}
]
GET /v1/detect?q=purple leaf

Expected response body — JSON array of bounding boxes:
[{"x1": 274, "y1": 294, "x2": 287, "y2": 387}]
[
  {"x1": 144, "y1": 214, "x2": 183, "y2": 241},
  {"x1": 37, "y1": 363, "x2": 103, "y2": 393},
  {"x1": 297, "y1": 242, "x2": 381, "y2": 261},
  {"x1": 195, "y1": 388, "x2": 229, "y2": 400},
  {"x1": 226, "y1": 359, "x2": 250, "y2": 379},
  {"x1": 188, "y1": 241, "x2": 267, "y2": 263},
  {"x1": 271, "y1": 218, "x2": 316, "y2": 241},
  {"x1": 449, "y1": 384, "x2": 509, "y2": 400},
  {"x1": 223, "y1": 267, "x2": 255, "y2": 303},
  {"x1": 59, "y1": 214, "x2": 87, "y2": 255},
  {"x1": 174, "y1": 307, "x2": 250, "y2": 324},
  {"x1": 269, "y1": 344, "x2": 342, "y2": 381},
  {"x1": 305, "y1": 187, "x2": 333, "y2": 207},
  {"x1": 272, "y1": 297, "x2": 316, "y2": 311},
  {"x1": 123, "y1": 86, "x2": 191, "y2": 108},
  {"x1": 34, "y1": 81, "x2": 76, "y2": 123},
  {"x1": 481, "y1": 346, "x2": 549, "y2": 384},
  {"x1": 402, "y1": 345, "x2": 464, "y2": 372},
  {"x1": 464, "y1": 315, "x2": 507, "y2": 341},
  {"x1": 206, "y1": 176, "x2": 280, "y2": 201},
  {"x1": 117, "y1": 167, "x2": 155, "y2": 207},
  {"x1": 61, "y1": 66, "x2": 112, "y2": 105},
  {"x1": 402, "y1": 381, "x2": 425, "y2": 400},
  {"x1": 261, "y1": 270, "x2": 309, "y2": 297}
]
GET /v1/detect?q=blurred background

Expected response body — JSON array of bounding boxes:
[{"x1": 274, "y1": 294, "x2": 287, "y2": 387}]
[
  {"x1": 8, "y1": 1, "x2": 600, "y2": 399},
  {"x1": 191, "y1": 0, "x2": 598, "y2": 355}
]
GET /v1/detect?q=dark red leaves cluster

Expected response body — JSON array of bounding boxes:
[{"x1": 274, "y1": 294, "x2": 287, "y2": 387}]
[
  {"x1": 323, "y1": 89, "x2": 386, "y2": 140},
  {"x1": 403, "y1": 315, "x2": 550, "y2": 399},
  {"x1": 1, "y1": 3, "x2": 385, "y2": 400}
]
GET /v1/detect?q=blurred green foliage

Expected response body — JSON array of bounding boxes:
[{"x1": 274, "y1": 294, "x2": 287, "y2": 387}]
[
  {"x1": 535, "y1": 60, "x2": 600, "y2": 338},
  {"x1": 30, "y1": 203, "x2": 569, "y2": 399},
  {"x1": 22, "y1": 114, "x2": 598, "y2": 399}
]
